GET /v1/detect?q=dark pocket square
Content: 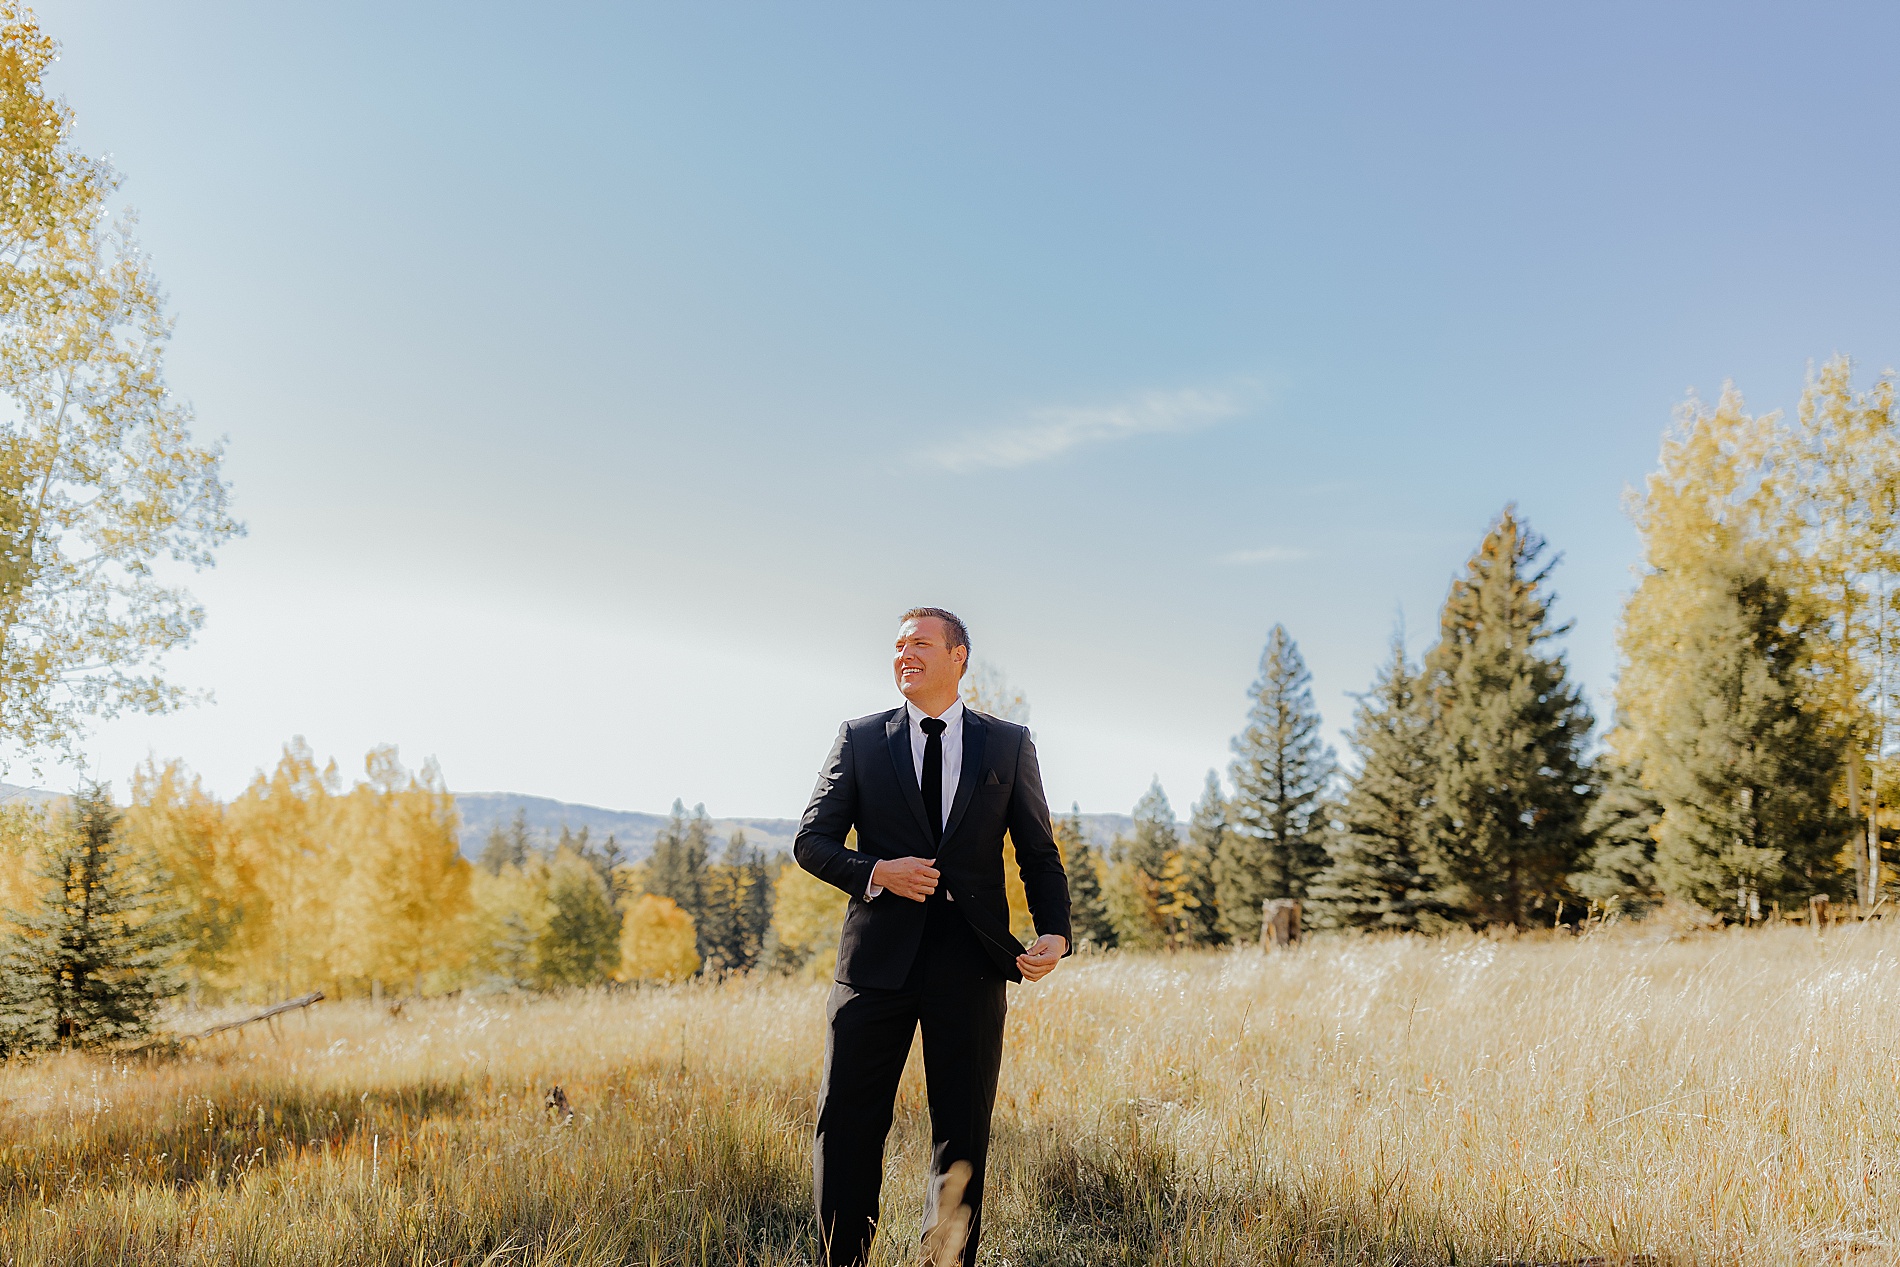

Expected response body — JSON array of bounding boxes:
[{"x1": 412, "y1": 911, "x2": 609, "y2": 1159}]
[{"x1": 984, "y1": 769, "x2": 1002, "y2": 785}]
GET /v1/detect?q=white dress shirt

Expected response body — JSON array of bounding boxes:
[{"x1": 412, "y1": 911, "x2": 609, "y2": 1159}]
[
  {"x1": 906, "y1": 697, "x2": 965, "y2": 823},
  {"x1": 866, "y1": 697, "x2": 965, "y2": 899}
]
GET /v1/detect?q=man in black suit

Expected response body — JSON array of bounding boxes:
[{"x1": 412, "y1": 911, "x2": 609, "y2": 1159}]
[{"x1": 794, "y1": 607, "x2": 1071, "y2": 1266}]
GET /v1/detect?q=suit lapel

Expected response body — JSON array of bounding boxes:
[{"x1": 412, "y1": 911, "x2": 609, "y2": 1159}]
[
  {"x1": 885, "y1": 706, "x2": 934, "y2": 844},
  {"x1": 939, "y1": 708, "x2": 988, "y2": 850}
]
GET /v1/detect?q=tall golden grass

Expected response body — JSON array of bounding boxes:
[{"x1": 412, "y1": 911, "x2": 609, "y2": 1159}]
[{"x1": 2, "y1": 922, "x2": 1896, "y2": 1265}]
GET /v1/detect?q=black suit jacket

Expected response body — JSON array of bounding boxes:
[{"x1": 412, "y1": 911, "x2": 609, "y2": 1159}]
[{"x1": 794, "y1": 705, "x2": 1072, "y2": 989}]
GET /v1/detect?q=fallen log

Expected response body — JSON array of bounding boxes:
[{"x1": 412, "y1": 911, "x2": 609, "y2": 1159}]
[{"x1": 180, "y1": 991, "x2": 325, "y2": 1042}]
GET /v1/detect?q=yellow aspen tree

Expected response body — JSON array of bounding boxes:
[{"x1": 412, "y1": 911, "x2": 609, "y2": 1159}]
[
  {"x1": 1619, "y1": 383, "x2": 1860, "y2": 917},
  {"x1": 1156, "y1": 849, "x2": 1211, "y2": 949},
  {"x1": 1784, "y1": 356, "x2": 1900, "y2": 904},
  {"x1": 225, "y1": 740, "x2": 347, "y2": 998},
  {"x1": 337, "y1": 748, "x2": 471, "y2": 996},
  {"x1": 766, "y1": 863, "x2": 846, "y2": 978},
  {"x1": 0, "y1": 5, "x2": 240, "y2": 756},
  {"x1": 118, "y1": 759, "x2": 248, "y2": 995},
  {"x1": 1102, "y1": 857, "x2": 1166, "y2": 950},
  {"x1": 615, "y1": 894, "x2": 699, "y2": 984},
  {"x1": 467, "y1": 857, "x2": 553, "y2": 989},
  {"x1": 0, "y1": 797, "x2": 56, "y2": 930},
  {"x1": 1001, "y1": 846, "x2": 1035, "y2": 944},
  {"x1": 1103, "y1": 780, "x2": 1177, "y2": 948},
  {"x1": 1614, "y1": 386, "x2": 1790, "y2": 774}
]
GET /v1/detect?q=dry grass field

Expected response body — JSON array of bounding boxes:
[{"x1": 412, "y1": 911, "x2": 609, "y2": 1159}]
[{"x1": 4, "y1": 922, "x2": 1899, "y2": 1266}]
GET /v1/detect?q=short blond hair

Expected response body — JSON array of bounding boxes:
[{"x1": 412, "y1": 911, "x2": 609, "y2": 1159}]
[{"x1": 900, "y1": 607, "x2": 970, "y2": 660}]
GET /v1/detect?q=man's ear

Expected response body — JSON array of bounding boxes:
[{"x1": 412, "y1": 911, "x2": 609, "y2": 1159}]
[{"x1": 954, "y1": 646, "x2": 968, "y2": 675}]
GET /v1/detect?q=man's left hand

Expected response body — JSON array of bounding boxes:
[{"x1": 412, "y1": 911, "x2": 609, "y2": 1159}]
[{"x1": 1016, "y1": 934, "x2": 1066, "y2": 982}]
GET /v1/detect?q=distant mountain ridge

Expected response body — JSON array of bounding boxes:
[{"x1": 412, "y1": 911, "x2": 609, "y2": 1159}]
[
  {"x1": 0, "y1": 783, "x2": 61, "y2": 808},
  {"x1": 452, "y1": 792, "x2": 800, "y2": 861},
  {"x1": 451, "y1": 791, "x2": 1145, "y2": 862},
  {"x1": 0, "y1": 785, "x2": 1151, "y2": 859}
]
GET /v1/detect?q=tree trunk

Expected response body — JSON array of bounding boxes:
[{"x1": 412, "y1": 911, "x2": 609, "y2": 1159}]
[
  {"x1": 1870, "y1": 761, "x2": 1883, "y2": 907},
  {"x1": 1260, "y1": 899, "x2": 1302, "y2": 950},
  {"x1": 1848, "y1": 757, "x2": 1867, "y2": 908}
]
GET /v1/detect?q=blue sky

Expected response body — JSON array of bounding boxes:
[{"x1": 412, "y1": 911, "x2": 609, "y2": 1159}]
[{"x1": 35, "y1": 1, "x2": 1900, "y2": 819}]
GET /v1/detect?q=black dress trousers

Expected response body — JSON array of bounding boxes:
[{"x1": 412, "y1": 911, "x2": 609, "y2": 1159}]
[{"x1": 812, "y1": 894, "x2": 1008, "y2": 1267}]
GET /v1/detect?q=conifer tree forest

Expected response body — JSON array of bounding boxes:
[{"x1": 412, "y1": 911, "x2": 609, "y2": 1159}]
[
  {"x1": 1088, "y1": 356, "x2": 1900, "y2": 940},
  {"x1": 0, "y1": 0, "x2": 1883, "y2": 1076},
  {"x1": 0, "y1": 784, "x2": 181, "y2": 1051},
  {"x1": 0, "y1": 359, "x2": 1893, "y2": 1047},
  {"x1": 0, "y1": 758, "x2": 786, "y2": 1025}
]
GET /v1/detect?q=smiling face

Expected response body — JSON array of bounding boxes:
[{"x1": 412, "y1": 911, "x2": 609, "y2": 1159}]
[{"x1": 893, "y1": 616, "x2": 967, "y2": 716}]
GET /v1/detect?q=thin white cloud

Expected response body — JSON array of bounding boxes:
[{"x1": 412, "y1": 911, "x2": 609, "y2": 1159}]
[
  {"x1": 1218, "y1": 546, "x2": 1311, "y2": 565},
  {"x1": 925, "y1": 386, "x2": 1246, "y2": 472}
]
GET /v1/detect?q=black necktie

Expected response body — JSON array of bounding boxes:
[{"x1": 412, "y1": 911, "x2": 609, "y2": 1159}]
[{"x1": 920, "y1": 717, "x2": 946, "y2": 848}]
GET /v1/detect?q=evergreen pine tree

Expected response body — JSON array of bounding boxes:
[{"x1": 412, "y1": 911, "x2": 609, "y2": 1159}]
[
  {"x1": 0, "y1": 785, "x2": 182, "y2": 1052},
  {"x1": 739, "y1": 844, "x2": 776, "y2": 969},
  {"x1": 1167, "y1": 771, "x2": 1226, "y2": 945},
  {"x1": 491, "y1": 905, "x2": 540, "y2": 990},
  {"x1": 648, "y1": 800, "x2": 709, "y2": 923},
  {"x1": 1218, "y1": 625, "x2": 1337, "y2": 940},
  {"x1": 479, "y1": 822, "x2": 510, "y2": 875},
  {"x1": 535, "y1": 847, "x2": 620, "y2": 988},
  {"x1": 479, "y1": 809, "x2": 533, "y2": 874},
  {"x1": 1057, "y1": 805, "x2": 1115, "y2": 948},
  {"x1": 592, "y1": 833, "x2": 631, "y2": 909},
  {"x1": 648, "y1": 803, "x2": 715, "y2": 968},
  {"x1": 698, "y1": 830, "x2": 753, "y2": 974},
  {"x1": 1104, "y1": 779, "x2": 1176, "y2": 948},
  {"x1": 1126, "y1": 780, "x2": 1176, "y2": 877},
  {"x1": 1423, "y1": 507, "x2": 1595, "y2": 929},
  {"x1": 698, "y1": 868, "x2": 737, "y2": 974},
  {"x1": 1308, "y1": 637, "x2": 1435, "y2": 932},
  {"x1": 1648, "y1": 566, "x2": 1847, "y2": 916},
  {"x1": 1572, "y1": 755, "x2": 1664, "y2": 918},
  {"x1": 648, "y1": 808, "x2": 682, "y2": 897}
]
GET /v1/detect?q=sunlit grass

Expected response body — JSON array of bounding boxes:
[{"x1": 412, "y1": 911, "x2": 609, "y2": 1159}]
[{"x1": 3, "y1": 923, "x2": 1898, "y2": 1265}]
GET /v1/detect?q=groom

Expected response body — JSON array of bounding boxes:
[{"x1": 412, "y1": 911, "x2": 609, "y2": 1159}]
[{"x1": 794, "y1": 607, "x2": 1072, "y2": 1266}]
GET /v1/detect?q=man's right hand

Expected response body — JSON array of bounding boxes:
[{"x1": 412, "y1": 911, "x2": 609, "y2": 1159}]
[{"x1": 870, "y1": 856, "x2": 939, "y2": 902}]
